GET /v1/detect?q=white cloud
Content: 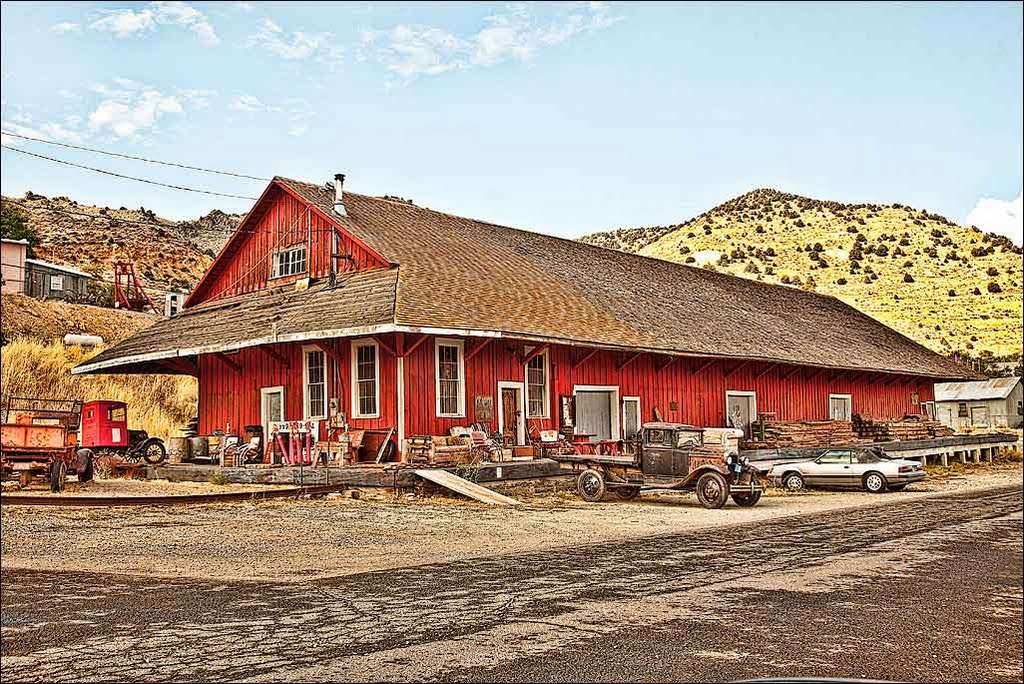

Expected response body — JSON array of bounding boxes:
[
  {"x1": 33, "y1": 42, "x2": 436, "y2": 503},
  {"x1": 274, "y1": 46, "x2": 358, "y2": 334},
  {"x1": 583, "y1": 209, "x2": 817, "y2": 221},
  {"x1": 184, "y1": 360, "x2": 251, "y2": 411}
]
[
  {"x1": 87, "y1": 82, "x2": 184, "y2": 139},
  {"x1": 1, "y1": 119, "x2": 84, "y2": 146},
  {"x1": 89, "y1": 2, "x2": 219, "y2": 45},
  {"x1": 50, "y1": 22, "x2": 81, "y2": 34},
  {"x1": 361, "y1": 2, "x2": 622, "y2": 81},
  {"x1": 247, "y1": 18, "x2": 344, "y2": 67},
  {"x1": 287, "y1": 124, "x2": 308, "y2": 137},
  {"x1": 181, "y1": 88, "x2": 216, "y2": 109},
  {"x1": 966, "y1": 192, "x2": 1023, "y2": 246},
  {"x1": 230, "y1": 94, "x2": 270, "y2": 112},
  {"x1": 235, "y1": 2, "x2": 254, "y2": 11}
]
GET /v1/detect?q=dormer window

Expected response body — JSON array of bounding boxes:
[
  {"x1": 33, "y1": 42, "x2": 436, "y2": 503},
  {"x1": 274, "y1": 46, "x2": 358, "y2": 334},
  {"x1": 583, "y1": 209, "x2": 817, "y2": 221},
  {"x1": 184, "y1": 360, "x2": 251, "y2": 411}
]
[{"x1": 272, "y1": 245, "x2": 307, "y2": 278}]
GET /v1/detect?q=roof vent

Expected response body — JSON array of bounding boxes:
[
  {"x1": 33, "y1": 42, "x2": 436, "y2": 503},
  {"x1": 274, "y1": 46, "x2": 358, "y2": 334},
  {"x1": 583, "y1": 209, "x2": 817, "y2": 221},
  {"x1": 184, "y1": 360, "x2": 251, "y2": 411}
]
[{"x1": 332, "y1": 173, "x2": 347, "y2": 217}]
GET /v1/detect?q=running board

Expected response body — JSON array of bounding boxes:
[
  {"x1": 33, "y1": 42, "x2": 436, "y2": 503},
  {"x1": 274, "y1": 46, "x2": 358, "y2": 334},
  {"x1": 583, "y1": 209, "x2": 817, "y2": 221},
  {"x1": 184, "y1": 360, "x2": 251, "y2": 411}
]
[{"x1": 413, "y1": 469, "x2": 522, "y2": 506}]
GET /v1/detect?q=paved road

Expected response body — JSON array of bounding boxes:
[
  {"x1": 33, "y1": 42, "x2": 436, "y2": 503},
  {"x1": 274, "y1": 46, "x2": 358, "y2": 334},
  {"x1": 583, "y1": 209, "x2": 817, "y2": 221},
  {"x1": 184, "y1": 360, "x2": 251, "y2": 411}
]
[{"x1": 2, "y1": 485, "x2": 1022, "y2": 683}]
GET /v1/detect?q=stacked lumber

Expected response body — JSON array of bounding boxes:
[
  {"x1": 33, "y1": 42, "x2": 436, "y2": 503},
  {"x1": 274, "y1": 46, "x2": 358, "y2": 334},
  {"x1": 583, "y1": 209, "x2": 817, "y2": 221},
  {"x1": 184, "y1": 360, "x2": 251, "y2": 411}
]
[
  {"x1": 404, "y1": 436, "x2": 433, "y2": 465},
  {"x1": 852, "y1": 415, "x2": 954, "y2": 442},
  {"x1": 751, "y1": 420, "x2": 855, "y2": 448}
]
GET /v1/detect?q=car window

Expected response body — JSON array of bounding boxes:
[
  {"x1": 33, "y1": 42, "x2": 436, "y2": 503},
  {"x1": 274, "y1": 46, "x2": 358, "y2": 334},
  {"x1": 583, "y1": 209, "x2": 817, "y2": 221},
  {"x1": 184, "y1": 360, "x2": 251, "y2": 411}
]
[
  {"x1": 817, "y1": 450, "x2": 851, "y2": 464},
  {"x1": 645, "y1": 429, "x2": 673, "y2": 447}
]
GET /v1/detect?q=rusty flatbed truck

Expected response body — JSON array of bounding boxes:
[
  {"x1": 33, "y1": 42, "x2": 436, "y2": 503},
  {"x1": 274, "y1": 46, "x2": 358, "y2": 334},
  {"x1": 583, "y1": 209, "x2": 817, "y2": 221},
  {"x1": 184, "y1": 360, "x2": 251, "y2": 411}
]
[
  {"x1": 0, "y1": 397, "x2": 90, "y2": 492},
  {"x1": 555, "y1": 422, "x2": 763, "y2": 508}
]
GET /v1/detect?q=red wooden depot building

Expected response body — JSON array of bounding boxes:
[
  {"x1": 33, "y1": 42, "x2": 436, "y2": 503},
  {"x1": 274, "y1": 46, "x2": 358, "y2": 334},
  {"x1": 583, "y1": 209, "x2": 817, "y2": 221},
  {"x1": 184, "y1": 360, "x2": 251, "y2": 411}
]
[{"x1": 75, "y1": 174, "x2": 972, "y2": 452}]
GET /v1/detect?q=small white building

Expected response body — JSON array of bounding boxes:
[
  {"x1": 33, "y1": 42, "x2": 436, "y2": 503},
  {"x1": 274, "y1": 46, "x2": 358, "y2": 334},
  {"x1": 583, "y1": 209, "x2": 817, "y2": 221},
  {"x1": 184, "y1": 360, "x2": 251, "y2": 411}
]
[{"x1": 934, "y1": 377, "x2": 1023, "y2": 430}]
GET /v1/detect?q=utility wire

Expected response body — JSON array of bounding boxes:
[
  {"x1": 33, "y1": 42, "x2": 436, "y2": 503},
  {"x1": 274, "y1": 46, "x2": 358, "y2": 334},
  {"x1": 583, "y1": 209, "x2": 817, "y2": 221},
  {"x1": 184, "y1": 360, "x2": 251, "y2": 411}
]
[
  {"x1": 0, "y1": 130, "x2": 270, "y2": 181},
  {"x1": 1, "y1": 145, "x2": 260, "y2": 200}
]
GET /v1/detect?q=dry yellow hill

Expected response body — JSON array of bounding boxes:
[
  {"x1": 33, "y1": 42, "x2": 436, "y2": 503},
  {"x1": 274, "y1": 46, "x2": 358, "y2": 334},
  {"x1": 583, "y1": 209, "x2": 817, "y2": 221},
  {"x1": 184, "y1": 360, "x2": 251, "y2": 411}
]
[{"x1": 581, "y1": 188, "x2": 1023, "y2": 359}]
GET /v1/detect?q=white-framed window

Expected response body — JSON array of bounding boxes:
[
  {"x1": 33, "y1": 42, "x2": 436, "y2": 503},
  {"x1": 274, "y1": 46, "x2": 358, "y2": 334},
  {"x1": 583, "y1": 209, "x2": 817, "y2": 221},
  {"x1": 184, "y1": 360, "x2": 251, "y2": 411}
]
[
  {"x1": 622, "y1": 396, "x2": 641, "y2": 439},
  {"x1": 526, "y1": 349, "x2": 549, "y2": 418},
  {"x1": 302, "y1": 346, "x2": 327, "y2": 420},
  {"x1": 271, "y1": 244, "x2": 307, "y2": 278},
  {"x1": 351, "y1": 339, "x2": 379, "y2": 419},
  {"x1": 435, "y1": 338, "x2": 466, "y2": 417},
  {"x1": 828, "y1": 393, "x2": 852, "y2": 421},
  {"x1": 49, "y1": 274, "x2": 64, "y2": 291}
]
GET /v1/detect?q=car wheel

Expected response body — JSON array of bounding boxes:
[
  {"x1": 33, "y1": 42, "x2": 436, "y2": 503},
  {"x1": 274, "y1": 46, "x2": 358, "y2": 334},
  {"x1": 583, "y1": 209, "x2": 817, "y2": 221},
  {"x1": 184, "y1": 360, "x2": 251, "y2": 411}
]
[
  {"x1": 577, "y1": 468, "x2": 606, "y2": 502},
  {"x1": 142, "y1": 441, "x2": 167, "y2": 465},
  {"x1": 782, "y1": 472, "x2": 805, "y2": 492},
  {"x1": 863, "y1": 471, "x2": 888, "y2": 493},
  {"x1": 732, "y1": 473, "x2": 762, "y2": 507},
  {"x1": 696, "y1": 471, "x2": 729, "y2": 509}
]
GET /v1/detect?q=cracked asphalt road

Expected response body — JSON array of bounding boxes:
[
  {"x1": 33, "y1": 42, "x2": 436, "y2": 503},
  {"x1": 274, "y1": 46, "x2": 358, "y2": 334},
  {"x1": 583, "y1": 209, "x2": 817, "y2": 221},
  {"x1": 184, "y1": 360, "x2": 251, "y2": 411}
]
[{"x1": 2, "y1": 484, "x2": 1022, "y2": 682}]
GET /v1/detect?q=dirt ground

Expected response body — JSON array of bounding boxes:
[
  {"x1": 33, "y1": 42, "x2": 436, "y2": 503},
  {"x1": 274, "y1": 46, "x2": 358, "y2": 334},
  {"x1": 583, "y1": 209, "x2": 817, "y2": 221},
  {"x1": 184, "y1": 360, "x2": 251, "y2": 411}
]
[
  {"x1": 1, "y1": 477, "x2": 291, "y2": 497},
  {"x1": 2, "y1": 461, "x2": 1020, "y2": 583}
]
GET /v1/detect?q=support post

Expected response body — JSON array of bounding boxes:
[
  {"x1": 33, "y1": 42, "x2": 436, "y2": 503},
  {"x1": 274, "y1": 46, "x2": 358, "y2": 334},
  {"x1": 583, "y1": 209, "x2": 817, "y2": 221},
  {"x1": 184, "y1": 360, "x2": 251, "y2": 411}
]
[
  {"x1": 941, "y1": 451, "x2": 949, "y2": 467},
  {"x1": 971, "y1": 449, "x2": 980, "y2": 464}
]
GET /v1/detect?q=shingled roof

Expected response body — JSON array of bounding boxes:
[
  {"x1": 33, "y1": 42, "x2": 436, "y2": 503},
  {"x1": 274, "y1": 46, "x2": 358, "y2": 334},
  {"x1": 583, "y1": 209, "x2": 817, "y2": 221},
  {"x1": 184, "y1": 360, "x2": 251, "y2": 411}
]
[{"x1": 75, "y1": 176, "x2": 973, "y2": 379}]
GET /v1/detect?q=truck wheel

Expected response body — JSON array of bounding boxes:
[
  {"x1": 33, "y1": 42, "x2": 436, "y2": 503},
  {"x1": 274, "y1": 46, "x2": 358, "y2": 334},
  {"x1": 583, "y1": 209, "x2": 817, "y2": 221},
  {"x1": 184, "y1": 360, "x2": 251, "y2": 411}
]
[
  {"x1": 49, "y1": 460, "x2": 67, "y2": 493},
  {"x1": 142, "y1": 441, "x2": 167, "y2": 465},
  {"x1": 613, "y1": 485, "x2": 641, "y2": 501},
  {"x1": 696, "y1": 471, "x2": 729, "y2": 509},
  {"x1": 79, "y1": 454, "x2": 95, "y2": 483},
  {"x1": 863, "y1": 472, "x2": 888, "y2": 493},
  {"x1": 732, "y1": 474, "x2": 762, "y2": 507},
  {"x1": 577, "y1": 468, "x2": 606, "y2": 502}
]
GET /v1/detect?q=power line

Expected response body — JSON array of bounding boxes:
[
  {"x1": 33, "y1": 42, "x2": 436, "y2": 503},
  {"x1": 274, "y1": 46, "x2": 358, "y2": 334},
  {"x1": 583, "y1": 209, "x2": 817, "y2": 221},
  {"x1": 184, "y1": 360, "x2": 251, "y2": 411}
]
[
  {"x1": 0, "y1": 130, "x2": 270, "y2": 182},
  {"x1": 1, "y1": 145, "x2": 260, "y2": 200}
]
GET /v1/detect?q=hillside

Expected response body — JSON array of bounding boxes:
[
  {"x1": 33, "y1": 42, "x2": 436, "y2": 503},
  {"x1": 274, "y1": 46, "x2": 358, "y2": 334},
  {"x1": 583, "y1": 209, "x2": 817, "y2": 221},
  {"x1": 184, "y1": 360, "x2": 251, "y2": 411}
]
[
  {"x1": 581, "y1": 189, "x2": 1023, "y2": 358},
  {"x1": 1, "y1": 294, "x2": 158, "y2": 345},
  {"x1": 3, "y1": 191, "x2": 243, "y2": 295}
]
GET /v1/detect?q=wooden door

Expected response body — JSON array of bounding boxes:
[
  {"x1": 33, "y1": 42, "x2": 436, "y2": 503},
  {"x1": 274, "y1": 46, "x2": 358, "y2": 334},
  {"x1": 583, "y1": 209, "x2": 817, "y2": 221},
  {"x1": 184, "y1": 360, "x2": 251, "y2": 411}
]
[
  {"x1": 500, "y1": 388, "x2": 520, "y2": 445},
  {"x1": 576, "y1": 391, "x2": 613, "y2": 441}
]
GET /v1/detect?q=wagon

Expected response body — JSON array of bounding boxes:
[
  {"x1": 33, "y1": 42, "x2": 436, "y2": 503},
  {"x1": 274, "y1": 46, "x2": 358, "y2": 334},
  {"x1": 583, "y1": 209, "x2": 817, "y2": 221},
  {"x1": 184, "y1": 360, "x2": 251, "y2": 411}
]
[
  {"x1": 80, "y1": 400, "x2": 167, "y2": 465},
  {"x1": 553, "y1": 422, "x2": 763, "y2": 508},
  {"x1": 0, "y1": 397, "x2": 90, "y2": 492}
]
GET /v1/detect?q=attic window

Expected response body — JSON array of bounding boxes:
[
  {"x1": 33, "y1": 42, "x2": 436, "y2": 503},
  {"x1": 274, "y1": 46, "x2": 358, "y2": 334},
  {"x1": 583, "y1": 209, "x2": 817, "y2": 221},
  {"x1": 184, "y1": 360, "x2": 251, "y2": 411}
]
[{"x1": 272, "y1": 245, "x2": 307, "y2": 278}]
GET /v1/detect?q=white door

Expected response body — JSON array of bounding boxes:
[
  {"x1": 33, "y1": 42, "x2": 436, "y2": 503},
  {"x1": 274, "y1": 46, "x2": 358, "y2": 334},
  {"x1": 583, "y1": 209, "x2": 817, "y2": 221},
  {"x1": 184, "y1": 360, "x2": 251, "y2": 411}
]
[
  {"x1": 726, "y1": 391, "x2": 756, "y2": 437},
  {"x1": 577, "y1": 391, "x2": 614, "y2": 440},
  {"x1": 261, "y1": 386, "x2": 284, "y2": 444},
  {"x1": 829, "y1": 394, "x2": 852, "y2": 421},
  {"x1": 970, "y1": 405, "x2": 989, "y2": 427},
  {"x1": 622, "y1": 397, "x2": 641, "y2": 439}
]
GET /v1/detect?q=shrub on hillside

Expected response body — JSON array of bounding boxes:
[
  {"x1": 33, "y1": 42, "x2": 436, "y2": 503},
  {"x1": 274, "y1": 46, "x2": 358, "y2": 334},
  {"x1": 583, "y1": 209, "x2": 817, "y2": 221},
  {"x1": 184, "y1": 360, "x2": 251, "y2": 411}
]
[{"x1": 987, "y1": 281, "x2": 1003, "y2": 293}]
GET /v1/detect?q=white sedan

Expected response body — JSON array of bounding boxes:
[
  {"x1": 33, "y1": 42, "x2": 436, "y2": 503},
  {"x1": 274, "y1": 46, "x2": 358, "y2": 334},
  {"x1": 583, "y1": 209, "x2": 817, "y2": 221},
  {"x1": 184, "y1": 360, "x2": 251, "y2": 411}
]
[{"x1": 768, "y1": 447, "x2": 926, "y2": 493}]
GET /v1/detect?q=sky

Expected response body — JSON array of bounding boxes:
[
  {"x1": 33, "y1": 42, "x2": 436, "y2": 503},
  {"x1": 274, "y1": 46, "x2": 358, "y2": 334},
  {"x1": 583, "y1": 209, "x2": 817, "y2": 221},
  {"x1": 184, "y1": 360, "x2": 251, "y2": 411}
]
[{"x1": 1, "y1": 1, "x2": 1022, "y2": 244}]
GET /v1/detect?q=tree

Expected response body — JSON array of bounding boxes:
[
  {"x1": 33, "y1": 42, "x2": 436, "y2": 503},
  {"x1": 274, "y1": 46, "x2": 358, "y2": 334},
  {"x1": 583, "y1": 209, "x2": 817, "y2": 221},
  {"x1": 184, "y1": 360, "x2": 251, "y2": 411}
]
[{"x1": 0, "y1": 203, "x2": 38, "y2": 256}]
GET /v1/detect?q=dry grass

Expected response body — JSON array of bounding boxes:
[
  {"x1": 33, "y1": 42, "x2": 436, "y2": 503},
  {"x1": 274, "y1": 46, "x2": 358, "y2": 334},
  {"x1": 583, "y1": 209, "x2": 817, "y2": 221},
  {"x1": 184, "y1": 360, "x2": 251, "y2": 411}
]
[{"x1": 0, "y1": 337, "x2": 196, "y2": 441}]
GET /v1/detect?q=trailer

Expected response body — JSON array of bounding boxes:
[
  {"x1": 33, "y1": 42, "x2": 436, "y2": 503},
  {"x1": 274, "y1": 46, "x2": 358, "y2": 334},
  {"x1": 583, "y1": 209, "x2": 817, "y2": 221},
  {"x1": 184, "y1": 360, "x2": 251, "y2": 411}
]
[
  {"x1": 554, "y1": 422, "x2": 763, "y2": 508},
  {"x1": 0, "y1": 397, "x2": 89, "y2": 492}
]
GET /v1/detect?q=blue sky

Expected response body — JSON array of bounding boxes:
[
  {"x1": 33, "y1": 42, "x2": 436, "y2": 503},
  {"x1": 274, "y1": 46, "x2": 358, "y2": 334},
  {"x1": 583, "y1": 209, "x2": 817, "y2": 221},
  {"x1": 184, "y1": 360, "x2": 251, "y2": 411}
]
[{"x1": 1, "y1": 1, "x2": 1021, "y2": 243}]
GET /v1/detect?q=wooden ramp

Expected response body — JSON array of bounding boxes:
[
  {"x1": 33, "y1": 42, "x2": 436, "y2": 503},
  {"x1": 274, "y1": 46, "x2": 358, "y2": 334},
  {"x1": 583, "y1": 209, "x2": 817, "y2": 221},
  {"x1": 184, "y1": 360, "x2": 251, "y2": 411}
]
[{"x1": 414, "y1": 469, "x2": 522, "y2": 506}]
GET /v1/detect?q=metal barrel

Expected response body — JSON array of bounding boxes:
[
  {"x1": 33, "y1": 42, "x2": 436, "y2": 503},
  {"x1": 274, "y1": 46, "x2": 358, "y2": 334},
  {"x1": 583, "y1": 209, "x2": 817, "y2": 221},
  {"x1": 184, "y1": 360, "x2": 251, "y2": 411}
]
[
  {"x1": 168, "y1": 437, "x2": 190, "y2": 464},
  {"x1": 188, "y1": 436, "x2": 209, "y2": 461}
]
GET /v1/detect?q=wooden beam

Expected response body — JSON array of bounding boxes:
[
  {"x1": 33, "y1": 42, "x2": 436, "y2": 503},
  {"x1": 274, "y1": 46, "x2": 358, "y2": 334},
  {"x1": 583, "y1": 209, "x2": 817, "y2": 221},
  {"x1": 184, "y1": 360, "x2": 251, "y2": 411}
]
[
  {"x1": 616, "y1": 351, "x2": 643, "y2": 371},
  {"x1": 692, "y1": 358, "x2": 716, "y2": 375},
  {"x1": 156, "y1": 357, "x2": 198, "y2": 375},
  {"x1": 402, "y1": 333, "x2": 429, "y2": 358},
  {"x1": 781, "y1": 366, "x2": 803, "y2": 381},
  {"x1": 465, "y1": 337, "x2": 493, "y2": 362},
  {"x1": 213, "y1": 352, "x2": 242, "y2": 374},
  {"x1": 262, "y1": 345, "x2": 290, "y2": 368},
  {"x1": 805, "y1": 367, "x2": 827, "y2": 382},
  {"x1": 724, "y1": 360, "x2": 751, "y2": 378},
  {"x1": 521, "y1": 343, "x2": 550, "y2": 367},
  {"x1": 884, "y1": 374, "x2": 904, "y2": 387},
  {"x1": 373, "y1": 334, "x2": 397, "y2": 358},
  {"x1": 755, "y1": 363, "x2": 778, "y2": 379},
  {"x1": 572, "y1": 348, "x2": 599, "y2": 370},
  {"x1": 656, "y1": 355, "x2": 681, "y2": 372},
  {"x1": 315, "y1": 342, "x2": 344, "y2": 368}
]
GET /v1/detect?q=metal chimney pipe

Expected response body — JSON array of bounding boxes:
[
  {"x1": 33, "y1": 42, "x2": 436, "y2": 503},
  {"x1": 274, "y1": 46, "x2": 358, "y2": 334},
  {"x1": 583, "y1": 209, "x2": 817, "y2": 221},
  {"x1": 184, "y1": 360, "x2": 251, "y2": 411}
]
[{"x1": 333, "y1": 173, "x2": 347, "y2": 216}]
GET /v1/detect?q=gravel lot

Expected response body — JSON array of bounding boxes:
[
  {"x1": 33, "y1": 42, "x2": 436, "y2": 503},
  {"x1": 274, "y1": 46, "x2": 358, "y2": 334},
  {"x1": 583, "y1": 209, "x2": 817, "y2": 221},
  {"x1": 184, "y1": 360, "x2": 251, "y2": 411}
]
[{"x1": 2, "y1": 462, "x2": 1020, "y2": 582}]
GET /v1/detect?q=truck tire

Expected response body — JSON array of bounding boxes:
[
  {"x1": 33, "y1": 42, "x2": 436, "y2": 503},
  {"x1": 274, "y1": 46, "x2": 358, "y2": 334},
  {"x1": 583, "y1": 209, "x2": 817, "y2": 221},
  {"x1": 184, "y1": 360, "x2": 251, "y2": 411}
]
[
  {"x1": 79, "y1": 453, "x2": 94, "y2": 482},
  {"x1": 142, "y1": 440, "x2": 168, "y2": 465},
  {"x1": 696, "y1": 471, "x2": 729, "y2": 509},
  {"x1": 49, "y1": 459, "x2": 67, "y2": 493},
  {"x1": 732, "y1": 473, "x2": 762, "y2": 507},
  {"x1": 577, "y1": 468, "x2": 606, "y2": 502},
  {"x1": 612, "y1": 485, "x2": 641, "y2": 501}
]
